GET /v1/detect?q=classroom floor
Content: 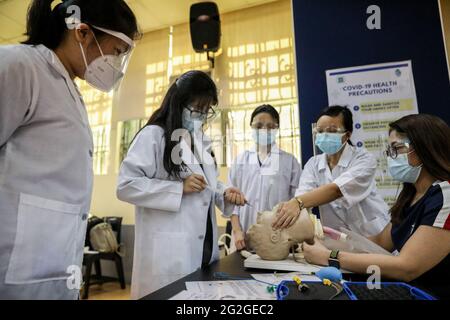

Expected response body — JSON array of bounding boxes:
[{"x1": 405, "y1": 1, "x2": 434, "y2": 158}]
[{"x1": 86, "y1": 283, "x2": 131, "y2": 300}]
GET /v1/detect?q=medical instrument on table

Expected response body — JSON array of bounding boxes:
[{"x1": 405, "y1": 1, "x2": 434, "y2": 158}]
[
  {"x1": 214, "y1": 272, "x2": 316, "y2": 297},
  {"x1": 276, "y1": 280, "x2": 344, "y2": 300},
  {"x1": 315, "y1": 267, "x2": 343, "y2": 282},
  {"x1": 323, "y1": 226, "x2": 348, "y2": 241}
]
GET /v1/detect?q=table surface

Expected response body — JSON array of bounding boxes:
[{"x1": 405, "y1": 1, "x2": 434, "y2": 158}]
[{"x1": 142, "y1": 252, "x2": 364, "y2": 300}]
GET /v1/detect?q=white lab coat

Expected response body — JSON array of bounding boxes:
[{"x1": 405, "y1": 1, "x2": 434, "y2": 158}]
[
  {"x1": 296, "y1": 143, "x2": 390, "y2": 237},
  {"x1": 117, "y1": 125, "x2": 234, "y2": 299},
  {"x1": 0, "y1": 45, "x2": 94, "y2": 299},
  {"x1": 228, "y1": 145, "x2": 301, "y2": 234}
]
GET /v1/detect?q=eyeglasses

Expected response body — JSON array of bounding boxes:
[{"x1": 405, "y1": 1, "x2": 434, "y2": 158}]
[
  {"x1": 186, "y1": 105, "x2": 217, "y2": 120},
  {"x1": 313, "y1": 126, "x2": 347, "y2": 134},
  {"x1": 250, "y1": 123, "x2": 279, "y2": 130},
  {"x1": 385, "y1": 142, "x2": 411, "y2": 159}
]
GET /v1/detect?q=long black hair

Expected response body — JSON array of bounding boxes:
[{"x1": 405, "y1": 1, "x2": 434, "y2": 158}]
[
  {"x1": 389, "y1": 114, "x2": 450, "y2": 224},
  {"x1": 145, "y1": 70, "x2": 218, "y2": 178},
  {"x1": 22, "y1": 0, "x2": 140, "y2": 49},
  {"x1": 316, "y1": 105, "x2": 354, "y2": 146}
]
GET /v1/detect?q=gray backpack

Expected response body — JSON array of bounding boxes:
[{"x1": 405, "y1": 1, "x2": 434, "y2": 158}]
[{"x1": 89, "y1": 222, "x2": 124, "y2": 256}]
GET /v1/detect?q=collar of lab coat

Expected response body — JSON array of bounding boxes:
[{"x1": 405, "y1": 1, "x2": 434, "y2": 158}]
[
  {"x1": 249, "y1": 143, "x2": 281, "y2": 166},
  {"x1": 249, "y1": 143, "x2": 280, "y2": 154},
  {"x1": 35, "y1": 44, "x2": 73, "y2": 81},
  {"x1": 318, "y1": 143, "x2": 353, "y2": 172},
  {"x1": 34, "y1": 44, "x2": 90, "y2": 126}
]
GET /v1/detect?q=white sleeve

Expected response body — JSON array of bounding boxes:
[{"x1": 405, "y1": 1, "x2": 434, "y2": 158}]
[
  {"x1": 224, "y1": 155, "x2": 242, "y2": 218},
  {"x1": 333, "y1": 151, "x2": 377, "y2": 209},
  {"x1": 289, "y1": 156, "x2": 302, "y2": 199},
  {"x1": 116, "y1": 127, "x2": 184, "y2": 212},
  {"x1": 295, "y1": 157, "x2": 318, "y2": 196},
  {"x1": 215, "y1": 180, "x2": 235, "y2": 218},
  {"x1": 0, "y1": 47, "x2": 37, "y2": 147}
]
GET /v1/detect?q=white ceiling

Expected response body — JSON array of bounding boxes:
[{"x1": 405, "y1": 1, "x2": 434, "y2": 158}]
[{"x1": 0, "y1": 0, "x2": 278, "y2": 44}]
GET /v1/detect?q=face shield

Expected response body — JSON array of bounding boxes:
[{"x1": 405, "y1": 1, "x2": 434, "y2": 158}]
[
  {"x1": 78, "y1": 24, "x2": 136, "y2": 92},
  {"x1": 91, "y1": 25, "x2": 135, "y2": 75}
]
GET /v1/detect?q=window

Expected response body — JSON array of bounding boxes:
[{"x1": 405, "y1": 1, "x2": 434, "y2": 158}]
[
  {"x1": 76, "y1": 80, "x2": 113, "y2": 175},
  {"x1": 91, "y1": 125, "x2": 111, "y2": 175},
  {"x1": 117, "y1": 102, "x2": 300, "y2": 169},
  {"x1": 117, "y1": 118, "x2": 148, "y2": 165},
  {"x1": 220, "y1": 102, "x2": 300, "y2": 167}
]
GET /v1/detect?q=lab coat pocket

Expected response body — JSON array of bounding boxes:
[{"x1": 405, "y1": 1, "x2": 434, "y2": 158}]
[
  {"x1": 5, "y1": 193, "x2": 83, "y2": 284},
  {"x1": 152, "y1": 232, "x2": 192, "y2": 277}
]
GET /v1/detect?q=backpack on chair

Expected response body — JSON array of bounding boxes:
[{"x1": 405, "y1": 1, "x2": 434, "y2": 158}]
[{"x1": 89, "y1": 220, "x2": 125, "y2": 257}]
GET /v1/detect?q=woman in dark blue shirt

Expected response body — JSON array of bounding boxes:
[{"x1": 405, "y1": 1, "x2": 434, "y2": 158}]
[{"x1": 302, "y1": 114, "x2": 450, "y2": 299}]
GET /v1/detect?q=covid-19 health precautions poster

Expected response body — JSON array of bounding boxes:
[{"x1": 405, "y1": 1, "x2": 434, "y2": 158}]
[{"x1": 326, "y1": 60, "x2": 419, "y2": 205}]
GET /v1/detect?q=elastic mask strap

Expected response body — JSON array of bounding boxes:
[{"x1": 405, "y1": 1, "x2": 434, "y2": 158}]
[
  {"x1": 406, "y1": 149, "x2": 423, "y2": 168},
  {"x1": 79, "y1": 43, "x2": 89, "y2": 68},
  {"x1": 91, "y1": 31, "x2": 105, "y2": 58}
]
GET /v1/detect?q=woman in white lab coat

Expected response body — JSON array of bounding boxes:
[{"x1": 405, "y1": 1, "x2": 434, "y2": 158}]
[
  {"x1": 0, "y1": 0, "x2": 139, "y2": 300},
  {"x1": 228, "y1": 105, "x2": 302, "y2": 250},
  {"x1": 273, "y1": 106, "x2": 390, "y2": 237},
  {"x1": 117, "y1": 70, "x2": 247, "y2": 299}
]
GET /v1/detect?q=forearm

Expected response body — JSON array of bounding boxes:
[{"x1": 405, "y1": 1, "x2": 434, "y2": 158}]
[
  {"x1": 367, "y1": 224, "x2": 394, "y2": 252},
  {"x1": 230, "y1": 214, "x2": 242, "y2": 231},
  {"x1": 338, "y1": 251, "x2": 411, "y2": 281},
  {"x1": 296, "y1": 183, "x2": 342, "y2": 208}
]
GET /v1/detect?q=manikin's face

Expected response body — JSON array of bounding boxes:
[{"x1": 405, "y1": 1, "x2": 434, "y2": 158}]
[{"x1": 246, "y1": 206, "x2": 315, "y2": 261}]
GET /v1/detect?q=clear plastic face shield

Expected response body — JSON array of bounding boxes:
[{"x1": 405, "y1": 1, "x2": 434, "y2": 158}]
[
  {"x1": 78, "y1": 24, "x2": 136, "y2": 92},
  {"x1": 92, "y1": 25, "x2": 135, "y2": 72},
  {"x1": 250, "y1": 120, "x2": 279, "y2": 146}
]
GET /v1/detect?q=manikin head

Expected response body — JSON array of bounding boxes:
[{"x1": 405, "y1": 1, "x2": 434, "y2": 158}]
[{"x1": 246, "y1": 206, "x2": 315, "y2": 260}]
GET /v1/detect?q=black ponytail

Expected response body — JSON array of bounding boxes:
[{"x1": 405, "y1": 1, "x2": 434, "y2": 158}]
[{"x1": 22, "y1": 0, "x2": 140, "y2": 49}]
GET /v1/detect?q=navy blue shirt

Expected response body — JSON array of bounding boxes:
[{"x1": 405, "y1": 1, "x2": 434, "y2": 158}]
[{"x1": 391, "y1": 181, "x2": 450, "y2": 299}]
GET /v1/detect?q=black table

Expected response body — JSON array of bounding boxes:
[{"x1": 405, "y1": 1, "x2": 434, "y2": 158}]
[{"x1": 142, "y1": 252, "x2": 363, "y2": 300}]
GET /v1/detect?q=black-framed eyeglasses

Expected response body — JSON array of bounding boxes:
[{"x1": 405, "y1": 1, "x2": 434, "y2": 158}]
[
  {"x1": 186, "y1": 105, "x2": 217, "y2": 120},
  {"x1": 385, "y1": 142, "x2": 410, "y2": 159}
]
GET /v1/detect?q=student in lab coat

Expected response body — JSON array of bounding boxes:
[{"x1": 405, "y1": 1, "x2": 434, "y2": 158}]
[
  {"x1": 228, "y1": 104, "x2": 301, "y2": 251},
  {"x1": 117, "y1": 70, "x2": 247, "y2": 299},
  {"x1": 0, "y1": 0, "x2": 139, "y2": 299},
  {"x1": 273, "y1": 106, "x2": 390, "y2": 237}
]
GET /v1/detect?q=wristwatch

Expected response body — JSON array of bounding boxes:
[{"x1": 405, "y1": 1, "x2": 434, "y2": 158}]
[{"x1": 328, "y1": 250, "x2": 340, "y2": 269}]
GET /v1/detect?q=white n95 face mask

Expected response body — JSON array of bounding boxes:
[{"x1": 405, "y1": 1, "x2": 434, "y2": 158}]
[{"x1": 78, "y1": 25, "x2": 135, "y2": 92}]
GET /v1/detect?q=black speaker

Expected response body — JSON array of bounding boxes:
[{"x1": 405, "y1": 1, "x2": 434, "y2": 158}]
[{"x1": 190, "y1": 2, "x2": 221, "y2": 53}]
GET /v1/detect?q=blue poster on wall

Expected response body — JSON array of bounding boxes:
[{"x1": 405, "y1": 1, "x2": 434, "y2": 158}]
[{"x1": 292, "y1": 0, "x2": 450, "y2": 164}]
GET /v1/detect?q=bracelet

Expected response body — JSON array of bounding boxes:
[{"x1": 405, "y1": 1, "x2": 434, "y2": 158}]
[{"x1": 294, "y1": 197, "x2": 305, "y2": 211}]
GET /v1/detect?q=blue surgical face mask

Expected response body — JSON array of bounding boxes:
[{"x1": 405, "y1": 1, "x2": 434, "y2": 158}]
[
  {"x1": 315, "y1": 132, "x2": 346, "y2": 155},
  {"x1": 252, "y1": 129, "x2": 278, "y2": 146},
  {"x1": 182, "y1": 108, "x2": 206, "y2": 133},
  {"x1": 387, "y1": 153, "x2": 423, "y2": 183}
]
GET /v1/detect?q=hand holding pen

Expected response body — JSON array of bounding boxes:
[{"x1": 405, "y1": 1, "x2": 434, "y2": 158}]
[{"x1": 183, "y1": 165, "x2": 252, "y2": 207}]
